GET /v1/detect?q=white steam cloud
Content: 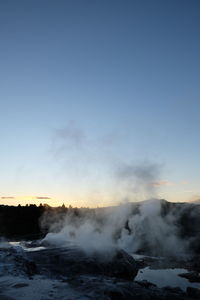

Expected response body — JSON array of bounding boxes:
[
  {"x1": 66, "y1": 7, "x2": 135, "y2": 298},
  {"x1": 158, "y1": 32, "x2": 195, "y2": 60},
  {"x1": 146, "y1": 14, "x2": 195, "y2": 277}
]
[
  {"x1": 42, "y1": 200, "x2": 188, "y2": 257},
  {"x1": 41, "y1": 163, "x2": 189, "y2": 257}
]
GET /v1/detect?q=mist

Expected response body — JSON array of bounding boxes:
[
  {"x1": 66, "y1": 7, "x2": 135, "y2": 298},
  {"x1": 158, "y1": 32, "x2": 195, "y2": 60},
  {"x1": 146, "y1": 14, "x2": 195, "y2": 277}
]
[
  {"x1": 41, "y1": 162, "x2": 191, "y2": 258},
  {"x1": 43, "y1": 199, "x2": 191, "y2": 257}
]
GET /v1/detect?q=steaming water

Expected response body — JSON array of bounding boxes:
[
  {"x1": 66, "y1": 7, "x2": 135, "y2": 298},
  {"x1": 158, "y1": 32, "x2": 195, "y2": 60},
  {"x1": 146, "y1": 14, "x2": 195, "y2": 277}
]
[
  {"x1": 136, "y1": 267, "x2": 200, "y2": 291},
  {"x1": 9, "y1": 241, "x2": 45, "y2": 252}
]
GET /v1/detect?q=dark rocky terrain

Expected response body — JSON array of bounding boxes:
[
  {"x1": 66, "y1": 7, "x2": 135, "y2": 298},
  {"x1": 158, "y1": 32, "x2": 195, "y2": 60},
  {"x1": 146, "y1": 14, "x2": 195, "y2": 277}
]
[{"x1": 0, "y1": 242, "x2": 200, "y2": 299}]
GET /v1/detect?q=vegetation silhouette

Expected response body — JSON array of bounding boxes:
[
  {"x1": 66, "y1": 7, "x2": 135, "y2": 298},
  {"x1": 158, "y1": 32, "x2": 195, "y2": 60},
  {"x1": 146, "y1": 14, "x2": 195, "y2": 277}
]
[{"x1": 0, "y1": 203, "x2": 79, "y2": 240}]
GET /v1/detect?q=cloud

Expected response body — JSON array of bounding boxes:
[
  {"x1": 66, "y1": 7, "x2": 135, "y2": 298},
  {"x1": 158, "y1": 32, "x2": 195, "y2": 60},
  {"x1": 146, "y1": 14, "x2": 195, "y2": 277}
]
[
  {"x1": 151, "y1": 180, "x2": 189, "y2": 187},
  {"x1": 53, "y1": 122, "x2": 86, "y2": 148},
  {"x1": 50, "y1": 122, "x2": 88, "y2": 164},
  {"x1": 35, "y1": 196, "x2": 51, "y2": 200},
  {"x1": 151, "y1": 180, "x2": 175, "y2": 186},
  {"x1": 114, "y1": 161, "x2": 162, "y2": 201},
  {"x1": 180, "y1": 180, "x2": 189, "y2": 185},
  {"x1": 50, "y1": 124, "x2": 166, "y2": 203},
  {"x1": 117, "y1": 162, "x2": 161, "y2": 183}
]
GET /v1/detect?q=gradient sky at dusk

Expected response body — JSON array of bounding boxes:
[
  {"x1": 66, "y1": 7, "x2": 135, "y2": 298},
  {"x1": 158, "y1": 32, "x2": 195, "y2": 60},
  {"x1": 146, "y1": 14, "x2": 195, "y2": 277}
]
[{"x1": 0, "y1": 0, "x2": 200, "y2": 206}]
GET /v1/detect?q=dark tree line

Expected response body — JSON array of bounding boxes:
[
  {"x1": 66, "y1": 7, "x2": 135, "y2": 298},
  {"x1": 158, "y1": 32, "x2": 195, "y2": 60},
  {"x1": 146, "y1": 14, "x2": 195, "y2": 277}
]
[{"x1": 0, "y1": 204, "x2": 77, "y2": 240}]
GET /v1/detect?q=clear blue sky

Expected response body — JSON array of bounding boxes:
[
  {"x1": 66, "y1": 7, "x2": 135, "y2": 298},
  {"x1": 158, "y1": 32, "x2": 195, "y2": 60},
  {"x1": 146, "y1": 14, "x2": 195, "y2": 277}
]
[{"x1": 0, "y1": 0, "x2": 200, "y2": 206}]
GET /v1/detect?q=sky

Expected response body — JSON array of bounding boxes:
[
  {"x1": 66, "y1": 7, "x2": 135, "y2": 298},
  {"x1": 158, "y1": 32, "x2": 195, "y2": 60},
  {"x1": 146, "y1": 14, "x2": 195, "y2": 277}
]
[{"x1": 0, "y1": 0, "x2": 200, "y2": 207}]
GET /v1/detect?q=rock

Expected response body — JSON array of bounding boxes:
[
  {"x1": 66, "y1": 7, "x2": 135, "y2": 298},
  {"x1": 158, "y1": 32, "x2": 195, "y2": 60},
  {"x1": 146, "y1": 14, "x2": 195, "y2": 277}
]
[
  {"x1": 186, "y1": 287, "x2": 200, "y2": 299},
  {"x1": 136, "y1": 280, "x2": 157, "y2": 288},
  {"x1": 27, "y1": 247, "x2": 138, "y2": 280},
  {"x1": 24, "y1": 260, "x2": 38, "y2": 277},
  {"x1": 0, "y1": 296, "x2": 15, "y2": 300},
  {"x1": 163, "y1": 286, "x2": 182, "y2": 293},
  {"x1": 179, "y1": 271, "x2": 200, "y2": 282},
  {"x1": 101, "y1": 249, "x2": 138, "y2": 280},
  {"x1": 0, "y1": 245, "x2": 198, "y2": 300},
  {"x1": 70, "y1": 276, "x2": 191, "y2": 300},
  {"x1": 12, "y1": 283, "x2": 29, "y2": 288},
  {"x1": 0, "y1": 247, "x2": 37, "y2": 277}
]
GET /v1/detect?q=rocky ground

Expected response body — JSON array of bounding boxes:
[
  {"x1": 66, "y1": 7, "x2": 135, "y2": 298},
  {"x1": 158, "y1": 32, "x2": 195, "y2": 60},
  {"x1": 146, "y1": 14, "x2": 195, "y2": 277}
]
[{"x1": 0, "y1": 242, "x2": 200, "y2": 299}]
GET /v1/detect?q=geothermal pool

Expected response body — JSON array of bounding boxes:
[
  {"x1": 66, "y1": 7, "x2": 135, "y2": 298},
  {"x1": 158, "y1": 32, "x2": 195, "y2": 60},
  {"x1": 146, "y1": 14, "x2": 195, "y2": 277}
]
[{"x1": 135, "y1": 267, "x2": 200, "y2": 291}]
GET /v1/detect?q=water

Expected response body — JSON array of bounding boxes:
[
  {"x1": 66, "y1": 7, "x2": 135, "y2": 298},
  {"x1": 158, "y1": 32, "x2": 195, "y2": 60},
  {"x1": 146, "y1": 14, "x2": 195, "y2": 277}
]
[
  {"x1": 9, "y1": 241, "x2": 45, "y2": 252},
  {"x1": 136, "y1": 267, "x2": 200, "y2": 291}
]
